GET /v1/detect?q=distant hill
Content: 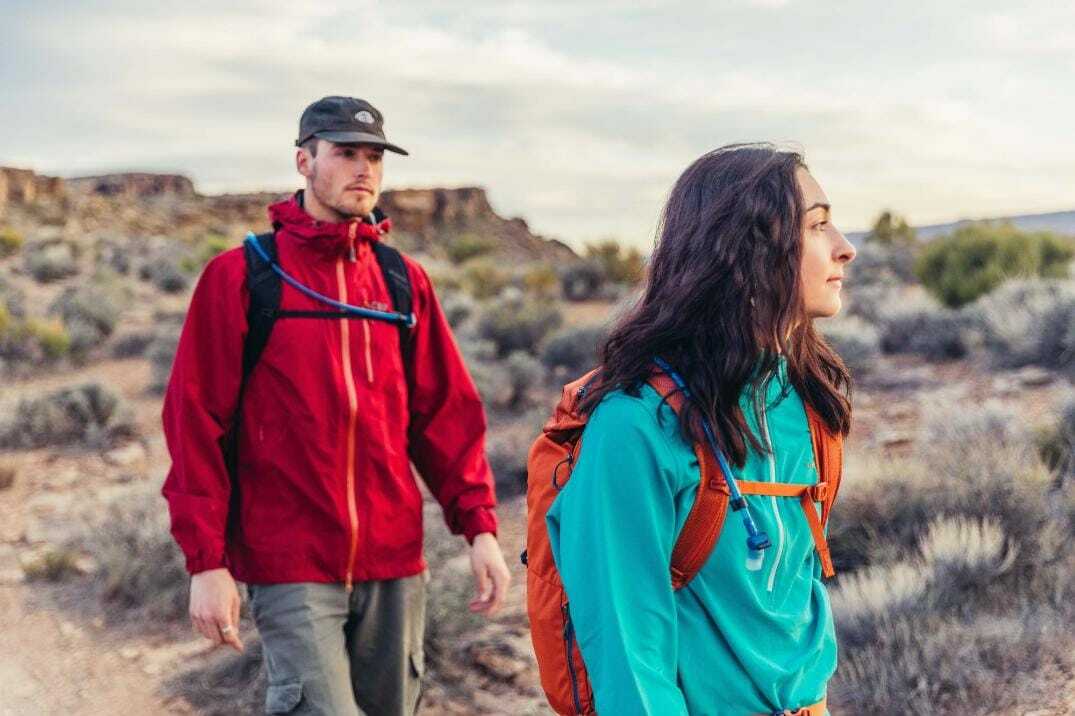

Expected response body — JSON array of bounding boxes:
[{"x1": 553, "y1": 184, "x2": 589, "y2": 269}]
[
  {"x1": 0, "y1": 167, "x2": 577, "y2": 263},
  {"x1": 847, "y1": 209, "x2": 1075, "y2": 244}
]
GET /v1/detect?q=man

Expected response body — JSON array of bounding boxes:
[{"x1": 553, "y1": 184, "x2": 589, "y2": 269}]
[{"x1": 162, "y1": 96, "x2": 510, "y2": 716}]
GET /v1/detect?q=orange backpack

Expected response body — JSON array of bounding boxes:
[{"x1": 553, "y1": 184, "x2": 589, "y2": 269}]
[{"x1": 523, "y1": 368, "x2": 844, "y2": 715}]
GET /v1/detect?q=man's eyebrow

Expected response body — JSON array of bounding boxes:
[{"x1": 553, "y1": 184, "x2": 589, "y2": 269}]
[{"x1": 804, "y1": 202, "x2": 831, "y2": 213}]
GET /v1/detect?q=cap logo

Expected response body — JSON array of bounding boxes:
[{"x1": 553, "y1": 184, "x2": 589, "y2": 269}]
[{"x1": 355, "y1": 110, "x2": 375, "y2": 124}]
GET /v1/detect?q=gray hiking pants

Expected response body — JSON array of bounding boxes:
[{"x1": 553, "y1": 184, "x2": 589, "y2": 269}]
[{"x1": 248, "y1": 575, "x2": 427, "y2": 716}]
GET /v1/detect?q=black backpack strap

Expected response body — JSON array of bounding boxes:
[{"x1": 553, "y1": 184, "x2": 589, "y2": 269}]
[
  {"x1": 372, "y1": 240, "x2": 414, "y2": 360},
  {"x1": 242, "y1": 231, "x2": 282, "y2": 382}
]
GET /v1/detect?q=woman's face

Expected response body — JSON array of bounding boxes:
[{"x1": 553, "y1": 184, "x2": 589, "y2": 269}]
[{"x1": 797, "y1": 168, "x2": 856, "y2": 318}]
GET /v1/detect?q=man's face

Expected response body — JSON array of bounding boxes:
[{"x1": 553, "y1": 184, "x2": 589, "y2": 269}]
[{"x1": 298, "y1": 140, "x2": 385, "y2": 220}]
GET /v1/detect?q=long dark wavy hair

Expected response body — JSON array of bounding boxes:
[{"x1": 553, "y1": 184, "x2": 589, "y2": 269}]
[{"x1": 579, "y1": 143, "x2": 852, "y2": 465}]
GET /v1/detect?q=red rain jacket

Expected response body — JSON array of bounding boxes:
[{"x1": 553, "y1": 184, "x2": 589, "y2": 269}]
[{"x1": 162, "y1": 194, "x2": 498, "y2": 586}]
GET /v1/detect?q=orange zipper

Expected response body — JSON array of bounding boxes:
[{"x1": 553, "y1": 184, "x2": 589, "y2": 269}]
[{"x1": 339, "y1": 223, "x2": 361, "y2": 591}]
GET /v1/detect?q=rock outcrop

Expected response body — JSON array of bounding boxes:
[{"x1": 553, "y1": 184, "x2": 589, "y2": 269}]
[
  {"x1": 0, "y1": 168, "x2": 65, "y2": 216},
  {"x1": 67, "y1": 173, "x2": 196, "y2": 199}
]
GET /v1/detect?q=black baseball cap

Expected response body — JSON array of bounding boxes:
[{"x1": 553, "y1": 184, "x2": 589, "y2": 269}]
[{"x1": 295, "y1": 96, "x2": 409, "y2": 155}]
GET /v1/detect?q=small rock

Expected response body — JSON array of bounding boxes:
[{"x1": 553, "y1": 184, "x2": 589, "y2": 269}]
[
  {"x1": 104, "y1": 442, "x2": 146, "y2": 467},
  {"x1": 59, "y1": 621, "x2": 83, "y2": 639},
  {"x1": 1013, "y1": 366, "x2": 1054, "y2": 388},
  {"x1": 876, "y1": 430, "x2": 914, "y2": 449},
  {"x1": 120, "y1": 646, "x2": 141, "y2": 660}
]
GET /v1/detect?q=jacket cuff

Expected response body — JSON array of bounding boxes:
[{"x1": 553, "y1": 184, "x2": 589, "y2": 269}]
[
  {"x1": 185, "y1": 550, "x2": 227, "y2": 575},
  {"x1": 461, "y1": 507, "x2": 499, "y2": 544}
]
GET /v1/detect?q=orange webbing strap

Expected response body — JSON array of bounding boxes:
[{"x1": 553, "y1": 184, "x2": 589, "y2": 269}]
[
  {"x1": 737, "y1": 480, "x2": 835, "y2": 578},
  {"x1": 647, "y1": 374, "x2": 731, "y2": 590},
  {"x1": 757, "y1": 696, "x2": 827, "y2": 716},
  {"x1": 805, "y1": 405, "x2": 843, "y2": 526}
]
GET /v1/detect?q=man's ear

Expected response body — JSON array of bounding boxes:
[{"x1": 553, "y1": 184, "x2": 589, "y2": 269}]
[{"x1": 296, "y1": 148, "x2": 314, "y2": 178}]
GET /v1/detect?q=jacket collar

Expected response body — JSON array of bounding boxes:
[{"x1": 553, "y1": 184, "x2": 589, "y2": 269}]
[{"x1": 267, "y1": 190, "x2": 392, "y2": 259}]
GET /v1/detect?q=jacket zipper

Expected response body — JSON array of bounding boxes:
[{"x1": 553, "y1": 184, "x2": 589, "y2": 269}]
[
  {"x1": 340, "y1": 223, "x2": 361, "y2": 591},
  {"x1": 756, "y1": 388, "x2": 785, "y2": 593},
  {"x1": 561, "y1": 604, "x2": 585, "y2": 714}
]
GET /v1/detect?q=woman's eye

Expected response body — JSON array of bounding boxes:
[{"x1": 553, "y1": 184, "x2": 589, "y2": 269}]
[{"x1": 814, "y1": 221, "x2": 828, "y2": 230}]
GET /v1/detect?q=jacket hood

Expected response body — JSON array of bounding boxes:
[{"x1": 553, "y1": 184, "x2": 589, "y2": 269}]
[{"x1": 268, "y1": 190, "x2": 393, "y2": 258}]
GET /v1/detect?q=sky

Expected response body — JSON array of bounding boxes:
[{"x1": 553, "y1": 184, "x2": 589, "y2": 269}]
[{"x1": 2, "y1": 1, "x2": 1073, "y2": 249}]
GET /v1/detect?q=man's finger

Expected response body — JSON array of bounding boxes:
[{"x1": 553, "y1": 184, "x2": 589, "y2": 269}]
[
  {"x1": 193, "y1": 615, "x2": 221, "y2": 644},
  {"x1": 218, "y1": 622, "x2": 244, "y2": 653}
]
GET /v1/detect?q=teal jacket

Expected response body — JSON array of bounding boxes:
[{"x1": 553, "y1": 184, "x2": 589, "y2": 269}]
[{"x1": 546, "y1": 361, "x2": 836, "y2": 715}]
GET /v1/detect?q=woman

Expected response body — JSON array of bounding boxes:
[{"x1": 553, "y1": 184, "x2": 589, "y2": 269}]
[{"x1": 546, "y1": 144, "x2": 856, "y2": 715}]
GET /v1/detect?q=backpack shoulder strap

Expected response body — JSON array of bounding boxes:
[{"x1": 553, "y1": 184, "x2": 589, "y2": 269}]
[
  {"x1": 242, "y1": 230, "x2": 282, "y2": 383},
  {"x1": 646, "y1": 373, "x2": 731, "y2": 590},
  {"x1": 371, "y1": 241, "x2": 414, "y2": 359},
  {"x1": 805, "y1": 405, "x2": 843, "y2": 525}
]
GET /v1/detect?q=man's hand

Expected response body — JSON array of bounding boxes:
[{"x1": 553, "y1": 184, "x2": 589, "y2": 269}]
[
  {"x1": 468, "y1": 532, "x2": 511, "y2": 616},
  {"x1": 189, "y1": 567, "x2": 244, "y2": 653}
]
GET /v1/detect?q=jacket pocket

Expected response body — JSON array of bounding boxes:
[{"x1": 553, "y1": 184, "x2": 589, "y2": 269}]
[{"x1": 265, "y1": 680, "x2": 303, "y2": 714}]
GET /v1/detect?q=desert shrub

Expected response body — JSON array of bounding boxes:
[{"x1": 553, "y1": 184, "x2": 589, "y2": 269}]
[
  {"x1": 876, "y1": 300, "x2": 975, "y2": 361},
  {"x1": 849, "y1": 241, "x2": 918, "y2": 286},
  {"x1": 522, "y1": 262, "x2": 559, "y2": 298},
  {"x1": 0, "y1": 275, "x2": 27, "y2": 318},
  {"x1": 843, "y1": 284, "x2": 901, "y2": 325},
  {"x1": 423, "y1": 507, "x2": 483, "y2": 663},
  {"x1": 0, "y1": 226, "x2": 24, "y2": 257},
  {"x1": 166, "y1": 640, "x2": 265, "y2": 716},
  {"x1": 559, "y1": 260, "x2": 605, "y2": 302},
  {"x1": 0, "y1": 382, "x2": 137, "y2": 449},
  {"x1": 476, "y1": 294, "x2": 563, "y2": 357},
  {"x1": 89, "y1": 489, "x2": 189, "y2": 619},
  {"x1": 446, "y1": 233, "x2": 496, "y2": 264},
  {"x1": 965, "y1": 279, "x2": 1075, "y2": 372},
  {"x1": 486, "y1": 410, "x2": 545, "y2": 495},
  {"x1": 459, "y1": 257, "x2": 512, "y2": 300},
  {"x1": 48, "y1": 285, "x2": 122, "y2": 356},
  {"x1": 468, "y1": 360, "x2": 512, "y2": 409},
  {"x1": 820, "y1": 318, "x2": 881, "y2": 376},
  {"x1": 24, "y1": 240, "x2": 79, "y2": 282},
  {"x1": 585, "y1": 239, "x2": 645, "y2": 285},
  {"x1": 148, "y1": 328, "x2": 181, "y2": 394},
  {"x1": 188, "y1": 234, "x2": 232, "y2": 272},
  {"x1": 111, "y1": 330, "x2": 156, "y2": 358},
  {"x1": 22, "y1": 547, "x2": 83, "y2": 582},
  {"x1": 440, "y1": 291, "x2": 476, "y2": 329},
  {"x1": 832, "y1": 608, "x2": 1073, "y2": 713},
  {"x1": 94, "y1": 239, "x2": 131, "y2": 275},
  {"x1": 0, "y1": 314, "x2": 69, "y2": 369},
  {"x1": 504, "y1": 350, "x2": 544, "y2": 410},
  {"x1": 915, "y1": 223, "x2": 1074, "y2": 307},
  {"x1": 1037, "y1": 397, "x2": 1075, "y2": 475},
  {"x1": 541, "y1": 323, "x2": 609, "y2": 377},
  {"x1": 142, "y1": 256, "x2": 190, "y2": 293}
]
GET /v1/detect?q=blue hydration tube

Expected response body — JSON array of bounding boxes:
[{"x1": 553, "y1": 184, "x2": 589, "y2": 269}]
[
  {"x1": 652, "y1": 357, "x2": 771, "y2": 570},
  {"x1": 245, "y1": 232, "x2": 416, "y2": 327}
]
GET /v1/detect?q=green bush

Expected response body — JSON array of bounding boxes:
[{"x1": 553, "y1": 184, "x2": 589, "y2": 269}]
[
  {"x1": 182, "y1": 234, "x2": 233, "y2": 273},
  {"x1": 446, "y1": 233, "x2": 496, "y2": 264},
  {"x1": 915, "y1": 223, "x2": 1074, "y2": 307},
  {"x1": 476, "y1": 294, "x2": 563, "y2": 357},
  {"x1": 459, "y1": 257, "x2": 512, "y2": 300},
  {"x1": 522, "y1": 262, "x2": 560, "y2": 298},
  {"x1": 863, "y1": 210, "x2": 917, "y2": 247},
  {"x1": 24, "y1": 319, "x2": 72, "y2": 360},
  {"x1": 0, "y1": 226, "x2": 24, "y2": 257},
  {"x1": 585, "y1": 239, "x2": 645, "y2": 285},
  {"x1": 560, "y1": 260, "x2": 606, "y2": 301}
]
